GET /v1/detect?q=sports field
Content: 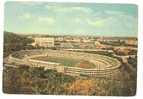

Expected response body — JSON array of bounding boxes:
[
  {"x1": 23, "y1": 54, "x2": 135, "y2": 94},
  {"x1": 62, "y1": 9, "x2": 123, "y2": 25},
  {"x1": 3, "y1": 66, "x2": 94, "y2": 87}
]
[{"x1": 32, "y1": 56, "x2": 96, "y2": 68}]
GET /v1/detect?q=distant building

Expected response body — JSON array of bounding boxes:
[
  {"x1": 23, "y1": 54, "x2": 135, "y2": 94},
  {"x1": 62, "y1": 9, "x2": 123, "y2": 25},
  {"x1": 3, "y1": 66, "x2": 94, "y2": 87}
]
[
  {"x1": 94, "y1": 41, "x2": 112, "y2": 49},
  {"x1": 32, "y1": 37, "x2": 55, "y2": 48},
  {"x1": 65, "y1": 37, "x2": 81, "y2": 43},
  {"x1": 55, "y1": 37, "x2": 64, "y2": 41},
  {"x1": 94, "y1": 41, "x2": 104, "y2": 49},
  {"x1": 82, "y1": 39, "x2": 92, "y2": 43},
  {"x1": 60, "y1": 42, "x2": 73, "y2": 48},
  {"x1": 125, "y1": 39, "x2": 137, "y2": 46}
]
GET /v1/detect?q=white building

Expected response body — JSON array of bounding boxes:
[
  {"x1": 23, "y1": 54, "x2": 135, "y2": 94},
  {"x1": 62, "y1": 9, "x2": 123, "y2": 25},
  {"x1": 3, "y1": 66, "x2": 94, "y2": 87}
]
[{"x1": 32, "y1": 37, "x2": 55, "y2": 48}]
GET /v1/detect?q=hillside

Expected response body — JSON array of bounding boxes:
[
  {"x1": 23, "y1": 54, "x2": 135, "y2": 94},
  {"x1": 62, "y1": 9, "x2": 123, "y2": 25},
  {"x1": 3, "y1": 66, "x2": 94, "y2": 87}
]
[{"x1": 4, "y1": 31, "x2": 33, "y2": 57}]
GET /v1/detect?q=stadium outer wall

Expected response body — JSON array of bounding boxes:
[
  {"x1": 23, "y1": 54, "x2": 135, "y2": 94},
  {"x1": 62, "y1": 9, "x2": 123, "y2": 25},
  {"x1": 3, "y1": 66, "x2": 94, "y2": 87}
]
[{"x1": 5, "y1": 49, "x2": 121, "y2": 77}]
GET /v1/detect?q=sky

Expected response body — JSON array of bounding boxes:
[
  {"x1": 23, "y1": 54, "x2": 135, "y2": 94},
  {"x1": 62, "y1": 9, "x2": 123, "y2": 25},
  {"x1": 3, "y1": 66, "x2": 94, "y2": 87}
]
[{"x1": 4, "y1": 2, "x2": 138, "y2": 37}]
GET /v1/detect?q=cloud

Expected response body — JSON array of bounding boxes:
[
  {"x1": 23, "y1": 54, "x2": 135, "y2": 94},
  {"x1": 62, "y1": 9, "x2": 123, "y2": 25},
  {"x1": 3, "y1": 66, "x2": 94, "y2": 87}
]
[
  {"x1": 105, "y1": 10, "x2": 125, "y2": 15},
  {"x1": 16, "y1": 2, "x2": 44, "y2": 7},
  {"x1": 6, "y1": 2, "x2": 137, "y2": 36},
  {"x1": 86, "y1": 18, "x2": 105, "y2": 28},
  {"x1": 73, "y1": 14, "x2": 106, "y2": 28},
  {"x1": 45, "y1": 5, "x2": 93, "y2": 14},
  {"x1": 19, "y1": 13, "x2": 32, "y2": 19},
  {"x1": 69, "y1": 6, "x2": 93, "y2": 13},
  {"x1": 38, "y1": 17, "x2": 55, "y2": 24}
]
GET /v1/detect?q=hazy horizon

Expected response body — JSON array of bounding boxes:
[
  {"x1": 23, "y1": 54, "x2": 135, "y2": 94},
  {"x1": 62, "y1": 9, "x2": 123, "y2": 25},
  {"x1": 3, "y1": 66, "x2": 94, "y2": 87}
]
[
  {"x1": 4, "y1": 31, "x2": 137, "y2": 38},
  {"x1": 5, "y1": 2, "x2": 138, "y2": 37}
]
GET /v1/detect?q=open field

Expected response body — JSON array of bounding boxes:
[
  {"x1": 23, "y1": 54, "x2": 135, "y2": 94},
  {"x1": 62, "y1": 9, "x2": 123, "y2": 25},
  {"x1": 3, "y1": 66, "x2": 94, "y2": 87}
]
[{"x1": 32, "y1": 56, "x2": 96, "y2": 69}]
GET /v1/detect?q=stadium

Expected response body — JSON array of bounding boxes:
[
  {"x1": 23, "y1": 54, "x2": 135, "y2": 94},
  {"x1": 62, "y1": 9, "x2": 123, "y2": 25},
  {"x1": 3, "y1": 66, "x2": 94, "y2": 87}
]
[{"x1": 6, "y1": 49, "x2": 121, "y2": 77}]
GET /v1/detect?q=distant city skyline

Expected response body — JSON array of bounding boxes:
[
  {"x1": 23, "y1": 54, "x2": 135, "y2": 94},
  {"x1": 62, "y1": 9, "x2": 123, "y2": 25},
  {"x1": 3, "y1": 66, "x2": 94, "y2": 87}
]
[{"x1": 5, "y1": 2, "x2": 138, "y2": 37}]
